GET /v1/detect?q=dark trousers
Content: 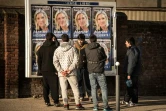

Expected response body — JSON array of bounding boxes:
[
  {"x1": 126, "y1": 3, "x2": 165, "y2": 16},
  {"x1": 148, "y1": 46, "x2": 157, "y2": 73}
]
[
  {"x1": 77, "y1": 68, "x2": 91, "y2": 97},
  {"x1": 124, "y1": 76, "x2": 138, "y2": 103},
  {"x1": 42, "y1": 72, "x2": 59, "y2": 104}
]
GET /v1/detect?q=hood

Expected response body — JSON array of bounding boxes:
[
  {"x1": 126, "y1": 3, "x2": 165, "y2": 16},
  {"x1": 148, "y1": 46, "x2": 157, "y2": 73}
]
[
  {"x1": 75, "y1": 41, "x2": 88, "y2": 50},
  {"x1": 87, "y1": 42, "x2": 100, "y2": 50},
  {"x1": 60, "y1": 42, "x2": 72, "y2": 52},
  {"x1": 43, "y1": 40, "x2": 54, "y2": 46}
]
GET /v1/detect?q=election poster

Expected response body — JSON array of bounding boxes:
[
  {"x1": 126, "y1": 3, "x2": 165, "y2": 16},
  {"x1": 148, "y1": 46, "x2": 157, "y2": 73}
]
[
  {"x1": 31, "y1": 6, "x2": 51, "y2": 40},
  {"x1": 32, "y1": 40, "x2": 45, "y2": 75},
  {"x1": 92, "y1": 8, "x2": 112, "y2": 39},
  {"x1": 73, "y1": 7, "x2": 91, "y2": 39},
  {"x1": 52, "y1": 6, "x2": 71, "y2": 38}
]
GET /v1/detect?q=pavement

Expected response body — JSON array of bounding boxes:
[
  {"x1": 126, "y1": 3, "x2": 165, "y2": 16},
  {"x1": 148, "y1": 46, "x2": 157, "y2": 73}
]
[{"x1": 0, "y1": 96, "x2": 166, "y2": 111}]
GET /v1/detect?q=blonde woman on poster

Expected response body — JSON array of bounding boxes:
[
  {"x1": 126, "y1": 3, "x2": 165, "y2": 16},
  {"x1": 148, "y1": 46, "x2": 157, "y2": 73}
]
[
  {"x1": 34, "y1": 9, "x2": 49, "y2": 32},
  {"x1": 54, "y1": 9, "x2": 69, "y2": 32},
  {"x1": 75, "y1": 10, "x2": 89, "y2": 32},
  {"x1": 93, "y1": 9, "x2": 111, "y2": 39},
  {"x1": 73, "y1": 8, "x2": 91, "y2": 39},
  {"x1": 95, "y1": 10, "x2": 109, "y2": 31}
]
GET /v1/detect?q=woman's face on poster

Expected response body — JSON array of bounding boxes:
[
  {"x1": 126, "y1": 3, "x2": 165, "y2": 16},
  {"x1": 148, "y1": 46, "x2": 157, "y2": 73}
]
[
  {"x1": 97, "y1": 13, "x2": 107, "y2": 28},
  {"x1": 36, "y1": 13, "x2": 47, "y2": 28},
  {"x1": 56, "y1": 13, "x2": 67, "y2": 27},
  {"x1": 77, "y1": 13, "x2": 87, "y2": 28}
]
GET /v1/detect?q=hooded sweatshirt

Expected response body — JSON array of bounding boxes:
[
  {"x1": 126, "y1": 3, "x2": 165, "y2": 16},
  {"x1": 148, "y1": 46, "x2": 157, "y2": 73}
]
[
  {"x1": 85, "y1": 42, "x2": 107, "y2": 73},
  {"x1": 53, "y1": 42, "x2": 78, "y2": 77},
  {"x1": 37, "y1": 40, "x2": 57, "y2": 74}
]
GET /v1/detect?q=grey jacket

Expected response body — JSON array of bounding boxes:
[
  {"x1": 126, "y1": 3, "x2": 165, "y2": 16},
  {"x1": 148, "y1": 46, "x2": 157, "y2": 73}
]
[
  {"x1": 85, "y1": 42, "x2": 107, "y2": 74},
  {"x1": 124, "y1": 46, "x2": 141, "y2": 76}
]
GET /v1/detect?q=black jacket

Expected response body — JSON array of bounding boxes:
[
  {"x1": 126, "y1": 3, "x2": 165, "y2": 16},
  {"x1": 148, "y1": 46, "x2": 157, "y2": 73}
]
[
  {"x1": 74, "y1": 41, "x2": 88, "y2": 69},
  {"x1": 37, "y1": 40, "x2": 57, "y2": 75},
  {"x1": 124, "y1": 46, "x2": 141, "y2": 77},
  {"x1": 85, "y1": 42, "x2": 107, "y2": 73}
]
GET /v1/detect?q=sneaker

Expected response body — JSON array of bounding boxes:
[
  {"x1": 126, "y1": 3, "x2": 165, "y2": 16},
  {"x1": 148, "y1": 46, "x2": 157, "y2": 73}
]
[
  {"x1": 128, "y1": 101, "x2": 136, "y2": 107},
  {"x1": 64, "y1": 104, "x2": 69, "y2": 110},
  {"x1": 93, "y1": 107, "x2": 98, "y2": 111},
  {"x1": 103, "y1": 107, "x2": 112, "y2": 111},
  {"x1": 54, "y1": 102, "x2": 61, "y2": 107},
  {"x1": 120, "y1": 100, "x2": 129, "y2": 105},
  {"x1": 80, "y1": 97, "x2": 84, "y2": 101},
  {"x1": 75, "y1": 104, "x2": 85, "y2": 110},
  {"x1": 45, "y1": 103, "x2": 51, "y2": 106}
]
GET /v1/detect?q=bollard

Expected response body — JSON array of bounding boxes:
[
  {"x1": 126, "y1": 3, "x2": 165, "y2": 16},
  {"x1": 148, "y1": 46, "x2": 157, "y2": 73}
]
[{"x1": 115, "y1": 62, "x2": 120, "y2": 111}]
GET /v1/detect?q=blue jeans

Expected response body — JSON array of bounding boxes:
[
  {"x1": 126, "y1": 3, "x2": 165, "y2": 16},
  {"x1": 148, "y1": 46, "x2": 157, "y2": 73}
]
[
  {"x1": 77, "y1": 68, "x2": 91, "y2": 97},
  {"x1": 89, "y1": 73, "x2": 109, "y2": 108}
]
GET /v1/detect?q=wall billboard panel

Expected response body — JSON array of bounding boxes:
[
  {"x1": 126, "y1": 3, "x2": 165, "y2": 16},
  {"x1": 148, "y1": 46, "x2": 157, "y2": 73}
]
[{"x1": 25, "y1": 1, "x2": 116, "y2": 77}]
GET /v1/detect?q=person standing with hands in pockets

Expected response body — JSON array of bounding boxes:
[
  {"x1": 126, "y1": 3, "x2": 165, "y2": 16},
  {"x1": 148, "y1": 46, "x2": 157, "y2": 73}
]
[
  {"x1": 74, "y1": 34, "x2": 92, "y2": 101},
  {"x1": 85, "y1": 34, "x2": 112, "y2": 111}
]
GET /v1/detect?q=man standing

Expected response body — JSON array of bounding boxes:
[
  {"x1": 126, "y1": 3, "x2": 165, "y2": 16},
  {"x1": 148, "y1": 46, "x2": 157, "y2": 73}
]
[
  {"x1": 74, "y1": 34, "x2": 92, "y2": 101},
  {"x1": 53, "y1": 34, "x2": 85, "y2": 110},
  {"x1": 85, "y1": 34, "x2": 112, "y2": 111},
  {"x1": 121, "y1": 37, "x2": 141, "y2": 106},
  {"x1": 37, "y1": 32, "x2": 60, "y2": 107}
]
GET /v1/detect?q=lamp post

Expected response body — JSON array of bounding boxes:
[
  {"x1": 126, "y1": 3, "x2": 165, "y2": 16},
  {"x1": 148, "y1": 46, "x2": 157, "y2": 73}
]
[{"x1": 115, "y1": 62, "x2": 120, "y2": 111}]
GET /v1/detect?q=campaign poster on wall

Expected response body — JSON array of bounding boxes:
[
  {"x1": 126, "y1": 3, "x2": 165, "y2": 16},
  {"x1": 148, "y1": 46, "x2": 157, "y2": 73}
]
[
  {"x1": 97, "y1": 39, "x2": 112, "y2": 71},
  {"x1": 32, "y1": 40, "x2": 45, "y2": 75},
  {"x1": 92, "y1": 8, "x2": 112, "y2": 39},
  {"x1": 52, "y1": 7, "x2": 71, "y2": 39},
  {"x1": 31, "y1": 6, "x2": 51, "y2": 40},
  {"x1": 73, "y1": 7, "x2": 91, "y2": 39}
]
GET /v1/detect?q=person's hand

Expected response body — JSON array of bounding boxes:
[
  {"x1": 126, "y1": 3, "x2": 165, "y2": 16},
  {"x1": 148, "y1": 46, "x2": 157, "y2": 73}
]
[
  {"x1": 66, "y1": 69, "x2": 71, "y2": 74},
  {"x1": 127, "y1": 75, "x2": 131, "y2": 80},
  {"x1": 61, "y1": 71, "x2": 67, "y2": 77}
]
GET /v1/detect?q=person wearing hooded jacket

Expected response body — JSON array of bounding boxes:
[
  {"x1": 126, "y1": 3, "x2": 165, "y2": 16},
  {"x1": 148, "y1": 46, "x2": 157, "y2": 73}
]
[
  {"x1": 74, "y1": 34, "x2": 92, "y2": 101},
  {"x1": 85, "y1": 34, "x2": 112, "y2": 111},
  {"x1": 53, "y1": 34, "x2": 85, "y2": 110},
  {"x1": 37, "y1": 32, "x2": 60, "y2": 107}
]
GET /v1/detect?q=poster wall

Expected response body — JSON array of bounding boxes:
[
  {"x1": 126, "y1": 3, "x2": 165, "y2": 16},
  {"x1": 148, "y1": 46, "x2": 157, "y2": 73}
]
[{"x1": 26, "y1": 1, "x2": 116, "y2": 77}]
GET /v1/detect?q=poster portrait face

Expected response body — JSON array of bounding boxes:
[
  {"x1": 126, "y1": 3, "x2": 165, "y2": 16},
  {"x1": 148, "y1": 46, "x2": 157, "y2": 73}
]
[
  {"x1": 73, "y1": 7, "x2": 91, "y2": 39},
  {"x1": 95, "y1": 10, "x2": 109, "y2": 31},
  {"x1": 32, "y1": 6, "x2": 51, "y2": 40},
  {"x1": 52, "y1": 7, "x2": 71, "y2": 39},
  {"x1": 93, "y1": 8, "x2": 112, "y2": 39},
  {"x1": 34, "y1": 9, "x2": 49, "y2": 31}
]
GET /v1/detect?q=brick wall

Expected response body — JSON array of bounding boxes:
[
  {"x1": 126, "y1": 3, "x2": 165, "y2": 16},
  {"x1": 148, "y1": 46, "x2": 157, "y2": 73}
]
[
  {"x1": 0, "y1": 10, "x2": 5, "y2": 98},
  {"x1": 0, "y1": 9, "x2": 166, "y2": 98},
  {"x1": 127, "y1": 21, "x2": 166, "y2": 95},
  {"x1": 4, "y1": 9, "x2": 19, "y2": 98},
  {"x1": 117, "y1": 13, "x2": 166, "y2": 96}
]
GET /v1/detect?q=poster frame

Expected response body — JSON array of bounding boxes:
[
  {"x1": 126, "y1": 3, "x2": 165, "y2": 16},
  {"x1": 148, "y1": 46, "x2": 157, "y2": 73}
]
[{"x1": 25, "y1": 0, "x2": 117, "y2": 78}]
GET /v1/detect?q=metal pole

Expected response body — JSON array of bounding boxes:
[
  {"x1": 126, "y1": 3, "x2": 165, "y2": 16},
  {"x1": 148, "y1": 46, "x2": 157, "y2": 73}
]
[{"x1": 115, "y1": 62, "x2": 120, "y2": 111}]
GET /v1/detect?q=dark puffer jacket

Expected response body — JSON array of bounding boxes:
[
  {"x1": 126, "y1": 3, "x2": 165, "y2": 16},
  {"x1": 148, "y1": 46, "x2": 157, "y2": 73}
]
[{"x1": 85, "y1": 42, "x2": 107, "y2": 73}]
